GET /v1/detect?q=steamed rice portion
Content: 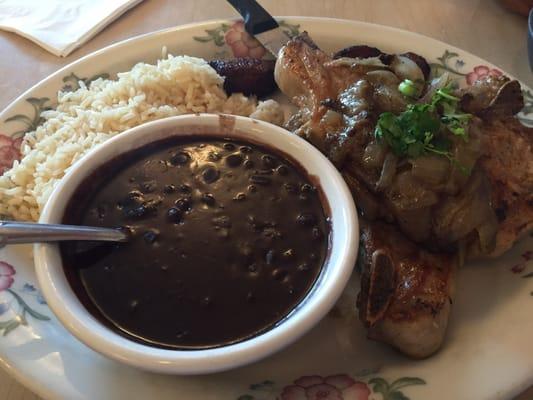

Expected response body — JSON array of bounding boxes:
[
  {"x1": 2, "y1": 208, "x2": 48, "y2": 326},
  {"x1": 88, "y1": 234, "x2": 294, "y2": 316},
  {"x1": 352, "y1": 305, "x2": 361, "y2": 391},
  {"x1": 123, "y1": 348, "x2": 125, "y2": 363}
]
[{"x1": 0, "y1": 54, "x2": 283, "y2": 221}]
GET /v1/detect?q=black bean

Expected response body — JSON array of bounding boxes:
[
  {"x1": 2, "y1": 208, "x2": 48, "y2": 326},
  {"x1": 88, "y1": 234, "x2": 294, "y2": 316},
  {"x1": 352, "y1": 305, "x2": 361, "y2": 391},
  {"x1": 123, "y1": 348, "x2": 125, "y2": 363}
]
[
  {"x1": 225, "y1": 153, "x2": 243, "y2": 167},
  {"x1": 140, "y1": 180, "x2": 157, "y2": 193},
  {"x1": 276, "y1": 165, "x2": 289, "y2": 175},
  {"x1": 250, "y1": 175, "x2": 271, "y2": 185},
  {"x1": 247, "y1": 264, "x2": 258, "y2": 273},
  {"x1": 272, "y1": 268, "x2": 288, "y2": 281},
  {"x1": 126, "y1": 205, "x2": 147, "y2": 218},
  {"x1": 233, "y1": 192, "x2": 246, "y2": 201},
  {"x1": 128, "y1": 190, "x2": 143, "y2": 200},
  {"x1": 175, "y1": 197, "x2": 192, "y2": 212},
  {"x1": 297, "y1": 213, "x2": 317, "y2": 226},
  {"x1": 170, "y1": 151, "x2": 190, "y2": 165},
  {"x1": 312, "y1": 227, "x2": 323, "y2": 240},
  {"x1": 208, "y1": 151, "x2": 221, "y2": 161},
  {"x1": 243, "y1": 159, "x2": 254, "y2": 169},
  {"x1": 240, "y1": 145, "x2": 252, "y2": 153},
  {"x1": 282, "y1": 249, "x2": 295, "y2": 259},
  {"x1": 297, "y1": 262, "x2": 310, "y2": 272},
  {"x1": 143, "y1": 230, "x2": 158, "y2": 244},
  {"x1": 163, "y1": 184, "x2": 176, "y2": 194},
  {"x1": 166, "y1": 207, "x2": 181, "y2": 223},
  {"x1": 201, "y1": 193, "x2": 216, "y2": 206},
  {"x1": 248, "y1": 184, "x2": 257, "y2": 193},
  {"x1": 223, "y1": 143, "x2": 235, "y2": 151},
  {"x1": 284, "y1": 183, "x2": 298, "y2": 194},
  {"x1": 212, "y1": 215, "x2": 231, "y2": 228},
  {"x1": 301, "y1": 183, "x2": 314, "y2": 193},
  {"x1": 261, "y1": 155, "x2": 276, "y2": 168},
  {"x1": 179, "y1": 184, "x2": 191, "y2": 193},
  {"x1": 202, "y1": 166, "x2": 220, "y2": 183}
]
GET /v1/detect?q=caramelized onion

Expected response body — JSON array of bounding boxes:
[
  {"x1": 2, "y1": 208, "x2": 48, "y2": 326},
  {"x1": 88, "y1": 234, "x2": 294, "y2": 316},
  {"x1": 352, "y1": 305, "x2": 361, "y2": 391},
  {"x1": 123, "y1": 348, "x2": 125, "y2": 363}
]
[
  {"x1": 387, "y1": 171, "x2": 439, "y2": 210},
  {"x1": 433, "y1": 169, "x2": 497, "y2": 247},
  {"x1": 363, "y1": 141, "x2": 387, "y2": 169},
  {"x1": 409, "y1": 155, "x2": 450, "y2": 187},
  {"x1": 376, "y1": 152, "x2": 398, "y2": 191},
  {"x1": 389, "y1": 55, "x2": 425, "y2": 85}
]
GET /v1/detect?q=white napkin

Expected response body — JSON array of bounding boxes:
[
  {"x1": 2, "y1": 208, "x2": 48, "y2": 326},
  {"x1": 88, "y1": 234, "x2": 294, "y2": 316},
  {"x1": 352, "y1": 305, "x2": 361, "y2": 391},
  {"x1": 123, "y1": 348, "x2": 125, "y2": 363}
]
[{"x1": 0, "y1": 0, "x2": 144, "y2": 57}]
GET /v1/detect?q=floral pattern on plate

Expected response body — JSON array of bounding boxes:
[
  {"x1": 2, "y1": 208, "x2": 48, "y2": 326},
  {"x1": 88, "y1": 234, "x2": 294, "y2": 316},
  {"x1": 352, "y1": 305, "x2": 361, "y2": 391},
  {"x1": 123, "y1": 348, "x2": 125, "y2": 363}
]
[
  {"x1": 0, "y1": 261, "x2": 50, "y2": 336},
  {"x1": 430, "y1": 49, "x2": 532, "y2": 125},
  {"x1": 237, "y1": 375, "x2": 425, "y2": 400},
  {"x1": 193, "y1": 20, "x2": 300, "y2": 58}
]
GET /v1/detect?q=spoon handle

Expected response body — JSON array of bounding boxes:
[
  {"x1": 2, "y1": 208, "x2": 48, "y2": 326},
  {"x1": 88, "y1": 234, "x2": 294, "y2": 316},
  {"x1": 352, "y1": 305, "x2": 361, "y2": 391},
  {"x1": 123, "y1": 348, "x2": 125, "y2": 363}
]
[{"x1": 0, "y1": 221, "x2": 128, "y2": 247}]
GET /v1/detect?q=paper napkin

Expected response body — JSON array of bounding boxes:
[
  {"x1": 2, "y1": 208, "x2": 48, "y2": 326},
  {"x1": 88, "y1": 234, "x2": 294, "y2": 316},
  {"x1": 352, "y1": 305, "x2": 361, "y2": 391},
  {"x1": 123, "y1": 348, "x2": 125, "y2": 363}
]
[{"x1": 0, "y1": 0, "x2": 144, "y2": 57}]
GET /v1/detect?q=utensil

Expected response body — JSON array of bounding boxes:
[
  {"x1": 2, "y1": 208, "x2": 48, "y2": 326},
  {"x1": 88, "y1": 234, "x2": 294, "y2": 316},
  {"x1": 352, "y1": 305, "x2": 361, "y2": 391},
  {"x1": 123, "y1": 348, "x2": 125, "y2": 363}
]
[
  {"x1": 0, "y1": 221, "x2": 128, "y2": 247},
  {"x1": 527, "y1": 8, "x2": 533, "y2": 71},
  {"x1": 226, "y1": 0, "x2": 289, "y2": 57}
]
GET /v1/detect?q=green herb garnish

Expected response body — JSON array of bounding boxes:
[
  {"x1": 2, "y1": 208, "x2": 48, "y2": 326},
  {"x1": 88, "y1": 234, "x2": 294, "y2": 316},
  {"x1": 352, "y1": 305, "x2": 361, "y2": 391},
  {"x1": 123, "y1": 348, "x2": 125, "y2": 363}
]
[
  {"x1": 398, "y1": 79, "x2": 421, "y2": 98},
  {"x1": 375, "y1": 84, "x2": 472, "y2": 169}
]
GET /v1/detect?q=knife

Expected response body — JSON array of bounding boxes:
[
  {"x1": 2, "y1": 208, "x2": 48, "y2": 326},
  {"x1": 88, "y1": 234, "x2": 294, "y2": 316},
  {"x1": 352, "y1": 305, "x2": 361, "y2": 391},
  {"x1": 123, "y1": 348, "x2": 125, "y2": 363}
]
[
  {"x1": 226, "y1": 0, "x2": 289, "y2": 57},
  {"x1": 527, "y1": 8, "x2": 533, "y2": 71}
]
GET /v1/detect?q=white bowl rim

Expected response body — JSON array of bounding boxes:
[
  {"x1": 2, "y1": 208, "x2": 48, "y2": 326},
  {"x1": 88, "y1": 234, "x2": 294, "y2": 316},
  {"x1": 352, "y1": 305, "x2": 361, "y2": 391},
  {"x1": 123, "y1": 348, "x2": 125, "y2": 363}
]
[{"x1": 34, "y1": 113, "x2": 358, "y2": 374}]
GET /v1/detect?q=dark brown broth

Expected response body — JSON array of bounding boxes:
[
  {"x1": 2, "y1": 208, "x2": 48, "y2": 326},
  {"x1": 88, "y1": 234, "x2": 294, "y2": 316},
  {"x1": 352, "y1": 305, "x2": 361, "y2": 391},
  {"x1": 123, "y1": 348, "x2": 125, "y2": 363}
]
[{"x1": 61, "y1": 136, "x2": 329, "y2": 349}]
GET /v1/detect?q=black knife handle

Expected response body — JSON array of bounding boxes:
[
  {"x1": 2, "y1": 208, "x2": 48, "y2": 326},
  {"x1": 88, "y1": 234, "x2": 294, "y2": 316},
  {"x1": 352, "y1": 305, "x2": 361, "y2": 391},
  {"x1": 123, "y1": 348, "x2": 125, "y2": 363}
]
[
  {"x1": 226, "y1": 0, "x2": 279, "y2": 35},
  {"x1": 527, "y1": 8, "x2": 533, "y2": 71}
]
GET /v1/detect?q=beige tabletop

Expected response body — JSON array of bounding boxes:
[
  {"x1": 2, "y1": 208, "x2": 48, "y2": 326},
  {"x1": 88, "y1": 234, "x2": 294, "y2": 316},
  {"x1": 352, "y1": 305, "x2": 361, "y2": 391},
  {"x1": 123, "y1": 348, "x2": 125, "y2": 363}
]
[{"x1": 0, "y1": 0, "x2": 532, "y2": 399}]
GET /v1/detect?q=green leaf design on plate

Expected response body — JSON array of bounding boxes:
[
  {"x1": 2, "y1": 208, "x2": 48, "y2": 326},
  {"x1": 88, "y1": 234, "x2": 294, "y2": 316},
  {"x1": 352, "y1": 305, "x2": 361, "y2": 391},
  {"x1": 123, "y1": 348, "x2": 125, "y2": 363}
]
[
  {"x1": 389, "y1": 377, "x2": 426, "y2": 391},
  {"x1": 430, "y1": 49, "x2": 467, "y2": 78},
  {"x1": 3, "y1": 319, "x2": 20, "y2": 336},
  {"x1": 7, "y1": 289, "x2": 50, "y2": 321},
  {"x1": 388, "y1": 392, "x2": 410, "y2": 400},
  {"x1": 61, "y1": 72, "x2": 110, "y2": 92},
  {"x1": 369, "y1": 377, "x2": 390, "y2": 395},
  {"x1": 369, "y1": 376, "x2": 426, "y2": 400},
  {"x1": 5, "y1": 97, "x2": 51, "y2": 137},
  {"x1": 193, "y1": 24, "x2": 230, "y2": 47},
  {"x1": 278, "y1": 20, "x2": 301, "y2": 38}
]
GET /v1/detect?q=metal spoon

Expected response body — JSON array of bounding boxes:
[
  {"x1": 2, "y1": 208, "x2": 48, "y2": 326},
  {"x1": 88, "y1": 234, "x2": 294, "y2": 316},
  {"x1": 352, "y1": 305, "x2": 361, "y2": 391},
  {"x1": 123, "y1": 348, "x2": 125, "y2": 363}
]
[{"x1": 0, "y1": 221, "x2": 129, "y2": 248}]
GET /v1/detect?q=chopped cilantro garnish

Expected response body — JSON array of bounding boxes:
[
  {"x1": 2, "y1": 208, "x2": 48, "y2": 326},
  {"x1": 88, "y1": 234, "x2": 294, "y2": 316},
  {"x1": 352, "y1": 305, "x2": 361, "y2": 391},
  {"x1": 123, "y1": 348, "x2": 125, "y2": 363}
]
[{"x1": 375, "y1": 84, "x2": 472, "y2": 170}]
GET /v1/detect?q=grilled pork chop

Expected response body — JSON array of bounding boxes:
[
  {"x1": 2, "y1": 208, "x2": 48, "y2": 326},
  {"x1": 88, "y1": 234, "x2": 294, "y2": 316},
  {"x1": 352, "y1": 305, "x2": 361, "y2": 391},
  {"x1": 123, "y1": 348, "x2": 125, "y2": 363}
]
[{"x1": 275, "y1": 32, "x2": 533, "y2": 357}]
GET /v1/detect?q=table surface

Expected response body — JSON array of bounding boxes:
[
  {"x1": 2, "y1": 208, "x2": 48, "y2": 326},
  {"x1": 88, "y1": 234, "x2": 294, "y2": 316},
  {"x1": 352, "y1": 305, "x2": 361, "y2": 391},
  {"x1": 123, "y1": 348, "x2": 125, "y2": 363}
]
[{"x1": 0, "y1": 0, "x2": 531, "y2": 399}]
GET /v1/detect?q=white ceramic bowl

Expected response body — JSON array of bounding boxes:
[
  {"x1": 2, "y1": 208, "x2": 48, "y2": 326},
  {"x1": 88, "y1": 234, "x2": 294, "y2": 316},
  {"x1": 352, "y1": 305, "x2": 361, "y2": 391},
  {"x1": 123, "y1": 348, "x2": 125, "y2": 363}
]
[{"x1": 34, "y1": 113, "x2": 358, "y2": 374}]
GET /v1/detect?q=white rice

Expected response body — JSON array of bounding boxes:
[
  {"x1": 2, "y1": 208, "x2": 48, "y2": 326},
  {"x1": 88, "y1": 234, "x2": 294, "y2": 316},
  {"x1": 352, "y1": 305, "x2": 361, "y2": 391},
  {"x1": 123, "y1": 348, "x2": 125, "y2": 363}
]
[{"x1": 0, "y1": 54, "x2": 283, "y2": 221}]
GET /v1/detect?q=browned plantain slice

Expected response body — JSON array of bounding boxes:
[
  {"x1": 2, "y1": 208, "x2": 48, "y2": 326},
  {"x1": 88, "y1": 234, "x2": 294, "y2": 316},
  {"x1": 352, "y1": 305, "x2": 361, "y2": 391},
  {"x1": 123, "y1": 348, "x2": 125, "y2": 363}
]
[{"x1": 208, "y1": 58, "x2": 276, "y2": 97}]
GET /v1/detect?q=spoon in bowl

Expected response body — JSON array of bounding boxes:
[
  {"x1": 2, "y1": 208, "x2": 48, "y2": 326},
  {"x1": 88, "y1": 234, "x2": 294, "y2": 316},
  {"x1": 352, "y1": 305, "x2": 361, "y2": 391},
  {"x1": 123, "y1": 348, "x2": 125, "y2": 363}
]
[{"x1": 0, "y1": 221, "x2": 129, "y2": 248}]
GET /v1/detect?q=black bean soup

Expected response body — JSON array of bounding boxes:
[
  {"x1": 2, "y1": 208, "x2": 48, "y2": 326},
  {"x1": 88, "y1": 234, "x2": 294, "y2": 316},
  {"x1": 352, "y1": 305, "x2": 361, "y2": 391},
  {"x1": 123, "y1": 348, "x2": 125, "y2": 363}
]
[{"x1": 61, "y1": 136, "x2": 330, "y2": 349}]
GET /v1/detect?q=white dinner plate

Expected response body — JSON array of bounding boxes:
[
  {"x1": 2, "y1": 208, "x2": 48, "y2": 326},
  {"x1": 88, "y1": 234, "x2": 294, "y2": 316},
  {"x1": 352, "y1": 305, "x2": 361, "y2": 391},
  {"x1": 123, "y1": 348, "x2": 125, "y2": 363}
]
[{"x1": 0, "y1": 17, "x2": 532, "y2": 400}]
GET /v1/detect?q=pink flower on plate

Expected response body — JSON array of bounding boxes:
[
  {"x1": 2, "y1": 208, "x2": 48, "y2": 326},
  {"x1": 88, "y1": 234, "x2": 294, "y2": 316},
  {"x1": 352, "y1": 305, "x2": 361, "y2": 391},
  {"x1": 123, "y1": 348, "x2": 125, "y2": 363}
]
[
  {"x1": 0, "y1": 134, "x2": 22, "y2": 174},
  {"x1": 224, "y1": 21, "x2": 266, "y2": 59},
  {"x1": 466, "y1": 65, "x2": 503, "y2": 85},
  {"x1": 280, "y1": 374, "x2": 371, "y2": 400},
  {"x1": 0, "y1": 261, "x2": 15, "y2": 291}
]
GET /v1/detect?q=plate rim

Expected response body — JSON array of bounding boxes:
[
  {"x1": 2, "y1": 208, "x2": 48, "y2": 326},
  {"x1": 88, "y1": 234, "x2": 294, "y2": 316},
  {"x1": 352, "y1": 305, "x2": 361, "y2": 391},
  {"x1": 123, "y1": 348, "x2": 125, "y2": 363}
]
[{"x1": 0, "y1": 16, "x2": 531, "y2": 400}]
